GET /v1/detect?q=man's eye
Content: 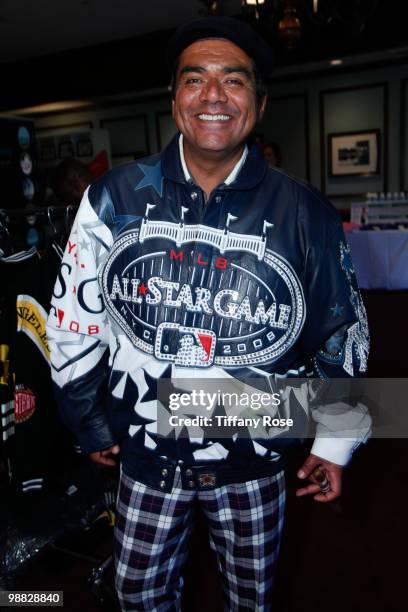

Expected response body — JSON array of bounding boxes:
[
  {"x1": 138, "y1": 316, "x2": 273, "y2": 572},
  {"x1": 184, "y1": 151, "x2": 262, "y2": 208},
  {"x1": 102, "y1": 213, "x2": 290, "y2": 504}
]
[
  {"x1": 227, "y1": 77, "x2": 244, "y2": 84},
  {"x1": 185, "y1": 78, "x2": 202, "y2": 84}
]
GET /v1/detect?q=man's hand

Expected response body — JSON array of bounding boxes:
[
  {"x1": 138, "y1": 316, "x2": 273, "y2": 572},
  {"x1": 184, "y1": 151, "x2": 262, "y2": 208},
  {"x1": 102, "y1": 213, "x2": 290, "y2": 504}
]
[
  {"x1": 90, "y1": 444, "x2": 120, "y2": 467},
  {"x1": 296, "y1": 453, "x2": 342, "y2": 502}
]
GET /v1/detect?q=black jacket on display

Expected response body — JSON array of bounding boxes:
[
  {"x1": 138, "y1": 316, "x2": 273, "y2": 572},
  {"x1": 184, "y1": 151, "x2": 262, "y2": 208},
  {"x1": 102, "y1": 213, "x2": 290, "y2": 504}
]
[{"x1": 0, "y1": 240, "x2": 67, "y2": 492}]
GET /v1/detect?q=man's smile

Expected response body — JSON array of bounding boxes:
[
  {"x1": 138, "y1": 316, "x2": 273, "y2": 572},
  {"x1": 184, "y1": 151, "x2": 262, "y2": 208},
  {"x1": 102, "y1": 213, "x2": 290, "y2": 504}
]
[{"x1": 197, "y1": 113, "x2": 232, "y2": 122}]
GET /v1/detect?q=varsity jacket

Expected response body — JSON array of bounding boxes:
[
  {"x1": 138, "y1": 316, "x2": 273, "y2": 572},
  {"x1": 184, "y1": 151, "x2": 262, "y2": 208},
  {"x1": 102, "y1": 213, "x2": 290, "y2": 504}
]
[
  {"x1": 0, "y1": 240, "x2": 67, "y2": 493},
  {"x1": 47, "y1": 134, "x2": 371, "y2": 490}
]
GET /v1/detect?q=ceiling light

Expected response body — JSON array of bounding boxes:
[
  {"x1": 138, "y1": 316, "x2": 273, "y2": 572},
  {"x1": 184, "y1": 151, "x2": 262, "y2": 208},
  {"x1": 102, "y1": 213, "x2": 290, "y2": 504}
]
[
  {"x1": 330, "y1": 59, "x2": 343, "y2": 65},
  {"x1": 241, "y1": 0, "x2": 266, "y2": 20},
  {"x1": 198, "y1": 0, "x2": 219, "y2": 15},
  {"x1": 278, "y1": 1, "x2": 302, "y2": 49}
]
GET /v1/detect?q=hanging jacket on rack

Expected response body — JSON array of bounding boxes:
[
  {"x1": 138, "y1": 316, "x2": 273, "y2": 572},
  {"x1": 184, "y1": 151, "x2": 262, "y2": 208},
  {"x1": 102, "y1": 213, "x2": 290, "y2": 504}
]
[{"x1": 0, "y1": 237, "x2": 69, "y2": 493}]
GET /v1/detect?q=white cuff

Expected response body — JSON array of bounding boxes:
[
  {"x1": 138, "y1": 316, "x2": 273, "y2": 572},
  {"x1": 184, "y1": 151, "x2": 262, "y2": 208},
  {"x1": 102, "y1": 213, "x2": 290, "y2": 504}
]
[{"x1": 310, "y1": 437, "x2": 359, "y2": 466}]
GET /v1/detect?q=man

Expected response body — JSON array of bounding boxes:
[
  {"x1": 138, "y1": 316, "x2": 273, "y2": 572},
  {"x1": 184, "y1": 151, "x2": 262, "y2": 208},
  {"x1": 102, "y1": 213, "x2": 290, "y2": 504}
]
[
  {"x1": 47, "y1": 17, "x2": 370, "y2": 611},
  {"x1": 263, "y1": 142, "x2": 282, "y2": 168}
]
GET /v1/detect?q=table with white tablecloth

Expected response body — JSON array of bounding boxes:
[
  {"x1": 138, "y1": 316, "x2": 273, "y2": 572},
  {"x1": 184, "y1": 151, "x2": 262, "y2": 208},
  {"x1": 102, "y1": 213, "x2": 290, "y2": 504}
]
[{"x1": 345, "y1": 230, "x2": 408, "y2": 290}]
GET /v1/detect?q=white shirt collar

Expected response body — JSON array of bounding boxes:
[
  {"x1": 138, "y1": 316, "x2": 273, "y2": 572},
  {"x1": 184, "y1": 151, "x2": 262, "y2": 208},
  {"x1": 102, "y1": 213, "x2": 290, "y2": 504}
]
[{"x1": 179, "y1": 133, "x2": 248, "y2": 186}]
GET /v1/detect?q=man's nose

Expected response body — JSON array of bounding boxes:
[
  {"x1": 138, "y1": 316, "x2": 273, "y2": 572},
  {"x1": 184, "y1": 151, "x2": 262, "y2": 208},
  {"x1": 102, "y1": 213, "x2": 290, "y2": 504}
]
[{"x1": 200, "y1": 78, "x2": 228, "y2": 103}]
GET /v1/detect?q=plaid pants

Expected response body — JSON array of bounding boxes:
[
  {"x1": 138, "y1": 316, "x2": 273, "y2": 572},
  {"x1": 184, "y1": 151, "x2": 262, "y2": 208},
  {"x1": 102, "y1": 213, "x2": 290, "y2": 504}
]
[{"x1": 114, "y1": 467, "x2": 286, "y2": 611}]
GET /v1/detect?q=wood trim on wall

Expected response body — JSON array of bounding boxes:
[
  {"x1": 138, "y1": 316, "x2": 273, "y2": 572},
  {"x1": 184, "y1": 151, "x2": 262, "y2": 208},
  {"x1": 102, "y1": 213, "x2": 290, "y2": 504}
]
[
  {"x1": 304, "y1": 94, "x2": 311, "y2": 182},
  {"x1": 265, "y1": 93, "x2": 310, "y2": 181},
  {"x1": 319, "y1": 82, "x2": 388, "y2": 197},
  {"x1": 100, "y1": 113, "x2": 150, "y2": 155},
  {"x1": 36, "y1": 121, "x2": 93, "y2": 133},
  {"x1": 326, "y1": 192, "x2": 373, "y2": 199},
  {"x1": 155, "y1": 110, "x2": 174, "y2": 152},
  {"x1": 400, "y1": 78, "x2": 408, "y2": 192},
  {"x1": 21, "y1": 92, "x2": 171, "y2": 119},
  {"x1": 383, "y1": 82, "x2": 389, "y2": 194}
]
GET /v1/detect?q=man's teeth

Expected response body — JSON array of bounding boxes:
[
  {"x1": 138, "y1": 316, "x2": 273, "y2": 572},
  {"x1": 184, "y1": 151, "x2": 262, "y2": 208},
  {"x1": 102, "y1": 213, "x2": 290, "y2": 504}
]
[{"x1": 198, "y1": 114, "x2": 231, "y2": 121}]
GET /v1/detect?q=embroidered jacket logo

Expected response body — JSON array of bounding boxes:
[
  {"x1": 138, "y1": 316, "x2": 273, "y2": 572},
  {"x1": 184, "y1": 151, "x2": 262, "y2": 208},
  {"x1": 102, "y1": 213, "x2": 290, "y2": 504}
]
[
  {"x1": 101, "y1": 206, "x2": 305, "y2": 367},
  {"x1": 16, "y1": 295, "x2": 50, "y2": 364}
]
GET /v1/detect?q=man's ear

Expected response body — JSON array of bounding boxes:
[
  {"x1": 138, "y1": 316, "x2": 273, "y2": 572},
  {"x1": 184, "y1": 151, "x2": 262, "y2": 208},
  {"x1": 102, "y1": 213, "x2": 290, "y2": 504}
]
[{"x1": 258, "y1": 95, "x2": 267, "y2": 121}]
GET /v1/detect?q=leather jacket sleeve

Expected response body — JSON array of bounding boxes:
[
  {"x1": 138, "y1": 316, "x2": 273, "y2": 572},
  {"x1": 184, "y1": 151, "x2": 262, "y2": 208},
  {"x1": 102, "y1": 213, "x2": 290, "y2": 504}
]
[
  {"x1": 46, "y1": 188, "x2": 116, "y2": 453},
  {"x1": 299, "y1": 202, "x2": 371, "y2": 464}
]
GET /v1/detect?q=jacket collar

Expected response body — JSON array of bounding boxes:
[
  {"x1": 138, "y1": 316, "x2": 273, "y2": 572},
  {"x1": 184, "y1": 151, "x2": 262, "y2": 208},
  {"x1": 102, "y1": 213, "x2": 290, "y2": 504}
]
[{"x1": 161, "y1": 132, "x2": 268, "y2": 191}]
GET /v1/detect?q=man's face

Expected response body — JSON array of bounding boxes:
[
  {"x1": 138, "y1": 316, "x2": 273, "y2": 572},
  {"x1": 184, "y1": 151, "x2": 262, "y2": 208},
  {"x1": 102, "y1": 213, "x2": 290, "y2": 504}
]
[{"x1": 172, "y1": 39, "x2": 266, "y2": 158}]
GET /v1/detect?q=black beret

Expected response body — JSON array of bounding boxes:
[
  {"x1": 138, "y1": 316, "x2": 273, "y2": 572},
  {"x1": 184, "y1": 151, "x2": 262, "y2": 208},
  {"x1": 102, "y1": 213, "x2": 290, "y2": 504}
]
[{"x1": 167, "y1": 16, "x2": 273, "y2": 76}]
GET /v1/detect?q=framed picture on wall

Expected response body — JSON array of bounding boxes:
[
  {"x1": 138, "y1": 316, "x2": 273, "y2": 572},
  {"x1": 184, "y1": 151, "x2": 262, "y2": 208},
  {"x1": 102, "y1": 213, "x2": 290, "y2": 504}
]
[
  {"x1": 328, "y1": 129, "x2": 380, "y2": 177},
  {"x1": 40, "y1": 139, "x2": 57, "y2": 162},
  {"x1": 76, "y1": 137, "x2": 93, "y2": 158},
  {"x1": 58, "y1": 139, "x2": 74, "y2": 159}
]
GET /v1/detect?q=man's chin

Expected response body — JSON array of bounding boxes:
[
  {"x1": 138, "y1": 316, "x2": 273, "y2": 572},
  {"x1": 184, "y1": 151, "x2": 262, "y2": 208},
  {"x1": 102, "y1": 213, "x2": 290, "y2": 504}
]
[{"x1": 188, "y1": 138, "x2": 239, "y2": 155}]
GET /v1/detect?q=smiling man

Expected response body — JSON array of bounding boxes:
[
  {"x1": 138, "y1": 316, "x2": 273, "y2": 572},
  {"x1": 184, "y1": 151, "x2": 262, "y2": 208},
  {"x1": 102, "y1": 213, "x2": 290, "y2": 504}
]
[
  {"x1": 171, "y1": 37, "x2": 266, "y2": 197},
  {"x1": 47, "y1": 16, "x2": 370, "y2": 612}
]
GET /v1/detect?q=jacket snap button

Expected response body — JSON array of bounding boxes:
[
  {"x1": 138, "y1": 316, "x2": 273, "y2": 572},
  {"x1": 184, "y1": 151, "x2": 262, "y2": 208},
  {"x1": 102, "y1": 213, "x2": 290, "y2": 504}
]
[
  {"x1": 185, "y1": 468, "x2": 193, "y2": 477},
  {"x1": 178, "y1": 459, "x2": 184, "y2": 466},
  {"x1": 161, "y1": 468, "x2": 168, "y2": 477},
  {"x1": 188, "y1": 480, "x2": 195, "y2": 488},
  {"x1": 159, "y1": 480, "x2": 166, "y2": 489},
  {"x1": 191, "y1": 192, "x2": 197, "y2": 200}
]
